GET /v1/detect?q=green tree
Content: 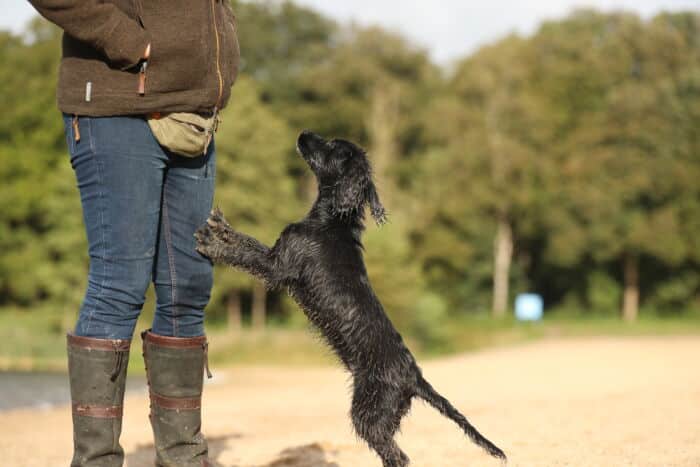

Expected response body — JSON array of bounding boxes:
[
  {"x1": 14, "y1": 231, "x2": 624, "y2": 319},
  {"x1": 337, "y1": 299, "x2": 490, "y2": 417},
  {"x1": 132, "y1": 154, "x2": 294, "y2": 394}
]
[
  {"x1": 0, "y1": 20, "x2": 86, "y2": 317},
  {"x1": 539, "y1": 11, "x2": 700, "y2": 320},
  {"x1": 413, "y1": 34, "x2": 547, "y2": 317}
]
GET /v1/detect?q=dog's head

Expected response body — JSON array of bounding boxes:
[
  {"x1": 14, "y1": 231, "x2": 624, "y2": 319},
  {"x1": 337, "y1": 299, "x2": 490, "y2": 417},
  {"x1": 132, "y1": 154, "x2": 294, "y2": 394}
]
[{"x1": 297, "y1": 130, "x2": 386, "y2": 225}]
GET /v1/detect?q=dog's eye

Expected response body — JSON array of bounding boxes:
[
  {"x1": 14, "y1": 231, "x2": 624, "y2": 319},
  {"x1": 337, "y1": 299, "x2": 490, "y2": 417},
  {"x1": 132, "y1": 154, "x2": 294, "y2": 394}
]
[
  {"x1": 337, "y1": 153, "x2": 352, "y2": 167},
  {"x1": 337, "y1": 148, "x2": 352, "y2": 161}
]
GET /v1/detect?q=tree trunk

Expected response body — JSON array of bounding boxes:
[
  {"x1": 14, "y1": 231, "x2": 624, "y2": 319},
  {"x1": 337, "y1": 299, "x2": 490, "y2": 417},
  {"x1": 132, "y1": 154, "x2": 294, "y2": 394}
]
[
  {"x1": 622, "y1": 253, "x2": 639, "y2": 322},
  {"x1": 485, "y1": 89, "x2": 513, "y2": 319},
  {"x1": 251, "y1": 282, "x2": 267, "y2": 330},
  {"x1": 492, "y1": 215, "x2": 513, "y2": 318},
  {"x1": 227, "y1": 290, "x2": 242, "y2": 333}
]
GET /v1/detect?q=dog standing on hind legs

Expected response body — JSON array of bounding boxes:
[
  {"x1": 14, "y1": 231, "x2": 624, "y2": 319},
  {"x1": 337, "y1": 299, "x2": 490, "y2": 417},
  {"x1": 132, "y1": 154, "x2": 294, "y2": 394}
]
[{"x1": 195, "y1": 130, "x2": 507, "y2": 467}]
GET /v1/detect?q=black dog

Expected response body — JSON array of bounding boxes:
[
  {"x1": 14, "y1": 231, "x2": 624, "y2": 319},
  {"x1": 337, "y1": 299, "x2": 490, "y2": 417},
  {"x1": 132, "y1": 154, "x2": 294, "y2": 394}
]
[{"x1": 195, "y1": 131, "x2": 507, "y2": 467}]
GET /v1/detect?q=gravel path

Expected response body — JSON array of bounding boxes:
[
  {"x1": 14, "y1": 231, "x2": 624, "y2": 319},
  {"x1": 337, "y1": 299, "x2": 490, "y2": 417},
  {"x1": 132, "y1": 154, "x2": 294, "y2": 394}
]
[{"x1": 2, "y1": 336, "x2": 699, "y2": 466}]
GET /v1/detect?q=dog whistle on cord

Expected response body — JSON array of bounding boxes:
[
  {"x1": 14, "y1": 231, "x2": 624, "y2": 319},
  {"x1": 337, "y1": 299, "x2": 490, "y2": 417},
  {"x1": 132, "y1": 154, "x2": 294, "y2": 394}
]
[
  {"x1": 72, "y1": 115, "x2": 80, "y2": 143},
  {"x1": 138, "y1": 60, "x2": 148, "y2": 95}
]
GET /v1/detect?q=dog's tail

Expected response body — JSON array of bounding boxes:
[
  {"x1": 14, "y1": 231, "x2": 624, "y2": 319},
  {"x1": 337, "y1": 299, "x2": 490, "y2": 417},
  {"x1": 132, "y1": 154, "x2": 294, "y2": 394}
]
[{"x1": 416, "y1": 376, "x2": 507, "y2": 462}]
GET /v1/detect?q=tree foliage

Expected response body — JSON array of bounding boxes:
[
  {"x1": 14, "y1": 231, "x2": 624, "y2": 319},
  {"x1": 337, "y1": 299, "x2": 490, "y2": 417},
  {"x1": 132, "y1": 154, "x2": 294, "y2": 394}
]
[{"x1": 1, "y1": 6, "x2": 699, "y2": 335}]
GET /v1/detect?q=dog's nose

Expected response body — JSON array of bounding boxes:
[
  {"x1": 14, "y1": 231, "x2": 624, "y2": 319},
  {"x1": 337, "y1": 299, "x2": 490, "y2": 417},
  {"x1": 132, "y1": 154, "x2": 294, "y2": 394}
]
[
  {"x1": 298, "y1": 130, "x2": 318, "y2": 145},
  {"x1": 297, "y1": 131, "x2": 315, "y2": 158},
  {"x1": 298, "y1": 130, "x2": 311, "y2": 146},
  {"x1": 298, "y1": 131, "x2": 326, "y2": 152}
]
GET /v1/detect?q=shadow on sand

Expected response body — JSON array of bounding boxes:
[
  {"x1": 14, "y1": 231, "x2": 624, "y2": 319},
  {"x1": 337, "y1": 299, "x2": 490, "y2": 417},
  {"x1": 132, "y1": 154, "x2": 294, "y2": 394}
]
[
  {"x1": 126, "y1": 435, "x2": 339, "y2": 467},
  {"x1": 264, "y1": 443, "x2": 339, "y2": 467}
]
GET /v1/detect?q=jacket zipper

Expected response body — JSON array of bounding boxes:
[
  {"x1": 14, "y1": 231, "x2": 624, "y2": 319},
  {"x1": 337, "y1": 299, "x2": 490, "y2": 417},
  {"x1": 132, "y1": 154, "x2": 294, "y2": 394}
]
[
  {"x1": 135, "y1": 0, "x2": 223, "y2": 107},
  {"x1": 135, "y1": 0, "x2": 147, "y2": 96},
  {"x1": 210, "y1": 0, "x2": 224, "y2": 112}
]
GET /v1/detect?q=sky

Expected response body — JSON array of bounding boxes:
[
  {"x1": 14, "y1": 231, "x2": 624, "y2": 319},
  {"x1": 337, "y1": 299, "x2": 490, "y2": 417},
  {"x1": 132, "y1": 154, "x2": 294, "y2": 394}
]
[{"x1": 4, "y1": 0, "x2": 699, "y2": 63}]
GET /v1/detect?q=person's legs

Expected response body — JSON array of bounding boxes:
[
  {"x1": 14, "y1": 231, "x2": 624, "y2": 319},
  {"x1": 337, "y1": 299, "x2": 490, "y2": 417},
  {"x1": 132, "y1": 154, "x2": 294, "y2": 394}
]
[
  {"x1": 151, "y1": 141, "x2": 216, "y2": 337},
  {"x1": 67, "y1": 114, "x2": 168, "y2": 340},
  {"x1": 63, "y1": 113, "x2": 168, "y2": 466},
  {"x1": 145, "y1": 140, "x2": 216, "y2": 466}
]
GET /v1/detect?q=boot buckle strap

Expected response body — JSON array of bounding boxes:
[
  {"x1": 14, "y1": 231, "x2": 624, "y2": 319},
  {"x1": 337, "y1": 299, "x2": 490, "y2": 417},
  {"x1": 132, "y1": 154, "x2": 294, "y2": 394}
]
[
  {"x1": 67, "y1": 333, "x2": 131, "y2": 352},
  {"x1": 72, "y1": 403, "x2": 123, "y2": 419},
  {"x1": 149, "y1": 391, "x2": 201, "y2": 410}
]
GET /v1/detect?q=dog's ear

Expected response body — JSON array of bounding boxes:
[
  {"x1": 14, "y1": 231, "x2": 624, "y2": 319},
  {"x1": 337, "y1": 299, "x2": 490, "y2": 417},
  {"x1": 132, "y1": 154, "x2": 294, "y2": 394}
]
[
  {"x1": 368, "y1": 182, "x2": 387, "y2": 226},
  {"x1": 333, "y1": 164, "x2": 369, "y2": 219},
  {"x1": 332, "y1": 167, "x2": 388, "y2": 225}
]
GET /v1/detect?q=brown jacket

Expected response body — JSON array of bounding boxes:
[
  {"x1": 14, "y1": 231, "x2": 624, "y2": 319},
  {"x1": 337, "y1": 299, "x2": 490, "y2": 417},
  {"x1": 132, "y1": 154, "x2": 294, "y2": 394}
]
[{"x1": 28, "y1": 0, "x2": 240, "y2": 116}]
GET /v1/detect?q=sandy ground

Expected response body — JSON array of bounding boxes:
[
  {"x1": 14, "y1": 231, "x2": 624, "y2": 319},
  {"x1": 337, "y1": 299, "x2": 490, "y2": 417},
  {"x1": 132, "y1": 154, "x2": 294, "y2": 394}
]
[{"x1": 2, "y1": 336, "x2": 699, "y2": 467}]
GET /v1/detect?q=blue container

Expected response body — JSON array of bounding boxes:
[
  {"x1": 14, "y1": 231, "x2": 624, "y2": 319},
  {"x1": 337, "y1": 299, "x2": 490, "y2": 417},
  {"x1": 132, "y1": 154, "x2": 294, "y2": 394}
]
[{"x1": 515, "y1": 294, "x2": 543, "y2": 321}]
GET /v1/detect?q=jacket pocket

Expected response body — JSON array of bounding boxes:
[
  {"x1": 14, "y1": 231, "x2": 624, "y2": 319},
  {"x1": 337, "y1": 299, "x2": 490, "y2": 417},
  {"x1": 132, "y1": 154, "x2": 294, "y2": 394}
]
[{"x1": 137, "y1": 2, "x2": 210, "y2": 95}]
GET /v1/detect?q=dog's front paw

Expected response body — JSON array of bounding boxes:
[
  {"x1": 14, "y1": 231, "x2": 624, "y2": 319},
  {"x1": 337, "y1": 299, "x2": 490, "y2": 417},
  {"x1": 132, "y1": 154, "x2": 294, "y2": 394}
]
[
  {"x1": 194, "y1": 224, "x2": 225, "y2": 263},
  {"x1": 206, "y1": 207, "x2": 235, "y2": 237},
  {"x1": 194, "y1": 208, "x2": 235, "y2": 263}
]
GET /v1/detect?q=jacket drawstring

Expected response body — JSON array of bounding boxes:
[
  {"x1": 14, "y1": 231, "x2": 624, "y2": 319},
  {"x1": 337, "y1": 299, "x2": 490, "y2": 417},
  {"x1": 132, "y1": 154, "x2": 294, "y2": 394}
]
[{"x1": 72, "y1": 115, "x2": 81, "y2": 142}]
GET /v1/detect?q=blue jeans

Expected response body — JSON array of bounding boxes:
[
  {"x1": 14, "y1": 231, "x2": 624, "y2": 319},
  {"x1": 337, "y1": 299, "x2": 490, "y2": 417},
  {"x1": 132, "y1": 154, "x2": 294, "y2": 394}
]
[{"x1": 62, "y1": 114, "x2": 215, "y2": 340}]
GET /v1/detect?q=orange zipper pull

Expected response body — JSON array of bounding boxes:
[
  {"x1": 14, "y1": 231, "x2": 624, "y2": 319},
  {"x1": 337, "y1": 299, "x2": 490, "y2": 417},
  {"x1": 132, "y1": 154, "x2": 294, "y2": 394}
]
[
  {"x1": 138, "y1": 60, "x2": 148, "y2": 95},
  {"x1": 72, "y1": 115, "x2": 81, "y2": 142}
]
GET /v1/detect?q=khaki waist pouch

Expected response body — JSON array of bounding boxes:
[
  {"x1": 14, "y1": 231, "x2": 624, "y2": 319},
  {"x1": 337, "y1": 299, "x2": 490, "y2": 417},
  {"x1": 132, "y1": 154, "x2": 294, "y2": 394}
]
[{"x1": 147, "y1": 112, "x2": 220, "y2": 158}]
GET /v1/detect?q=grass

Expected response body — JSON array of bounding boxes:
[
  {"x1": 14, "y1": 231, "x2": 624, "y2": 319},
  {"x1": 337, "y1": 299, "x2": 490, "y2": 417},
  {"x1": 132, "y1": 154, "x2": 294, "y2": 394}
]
[
  {"x1": 434, "y1": 313, "x2": 700, "y2": 356},
  {"x1": 1, "y1": 306, "x2": 699, "y2": 372},
  {"x1": 0, "y1": 306, "x2": 336, "y2": 372}
]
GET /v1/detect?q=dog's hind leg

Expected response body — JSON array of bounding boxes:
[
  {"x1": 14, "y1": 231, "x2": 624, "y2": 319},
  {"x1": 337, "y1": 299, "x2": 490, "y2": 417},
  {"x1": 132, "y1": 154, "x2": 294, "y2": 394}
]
[
  {"x1": 354, "y1": 421, "x2": 409, "y2": 467},
  {"x1": 351, "y1": 384, "x2": 410, "y2": 467},
  {"x1": 368, "y1": 438, "x2": 409, "y2": 467}
]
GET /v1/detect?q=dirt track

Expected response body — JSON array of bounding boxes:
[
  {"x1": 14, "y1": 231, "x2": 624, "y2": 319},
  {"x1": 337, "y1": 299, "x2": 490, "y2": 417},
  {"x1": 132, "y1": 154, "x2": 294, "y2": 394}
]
[{"x1": 2, "y1": 336, "x2": 699, "y2": 466}]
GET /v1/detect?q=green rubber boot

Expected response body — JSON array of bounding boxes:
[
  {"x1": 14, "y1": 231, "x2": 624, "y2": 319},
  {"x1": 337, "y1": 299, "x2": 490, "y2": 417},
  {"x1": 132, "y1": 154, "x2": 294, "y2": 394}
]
[
  {"x1": 67, "y1": 333, "x2": 130, "y2": 467},
  {"x1": 142, "y1": 330, "x2": 212, "y2": 467}
]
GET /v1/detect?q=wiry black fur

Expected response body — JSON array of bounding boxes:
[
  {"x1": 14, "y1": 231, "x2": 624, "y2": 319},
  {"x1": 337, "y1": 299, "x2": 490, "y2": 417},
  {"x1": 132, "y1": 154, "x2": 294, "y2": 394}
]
[{"x1": 195, "y1": 131, "x2": 507, "y2": 467}]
